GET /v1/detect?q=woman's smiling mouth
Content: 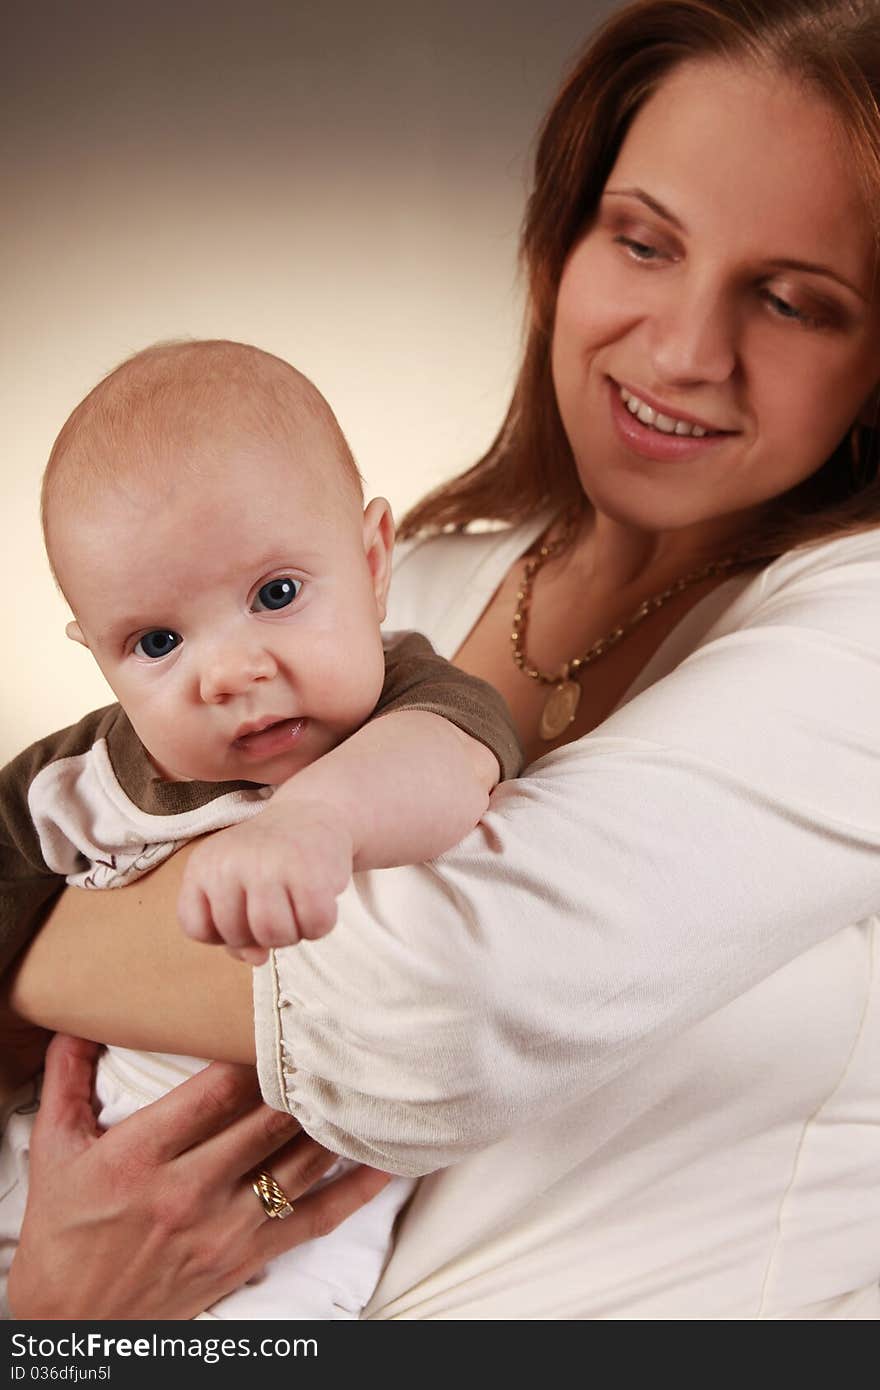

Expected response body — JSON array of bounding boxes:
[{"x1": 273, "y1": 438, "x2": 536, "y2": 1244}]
[
  {"x1": 619, "y1": 385, "x2": 721, "y2": 436},
  {"x1": 609, "y1": 379, "x2": 736, "y2": 461}
]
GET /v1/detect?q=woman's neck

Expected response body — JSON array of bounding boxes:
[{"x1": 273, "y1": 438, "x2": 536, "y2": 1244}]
[{"x1": 566, "y1": 503, "x2": 767, "y2": 600}]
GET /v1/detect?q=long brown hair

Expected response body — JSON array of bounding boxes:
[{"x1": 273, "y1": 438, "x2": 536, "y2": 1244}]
[{"x1": 400, "y1": 0, "x2": 880, "y2": 562}]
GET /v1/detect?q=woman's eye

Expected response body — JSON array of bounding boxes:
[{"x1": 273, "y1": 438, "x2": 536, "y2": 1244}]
[
  {"x1": 613, "y1": 234, "x2": 662, "y2": 262},
  {"x1": 764, "y1": 290, "x2": 803, "y2": 320},
  {"x1": 134, "y1": 630, "x2": 182, "y2": 660},
  {"x1": 251, "y1": 577, "x2": 302, "y2": 612},
  {"x1": 761, "y1": 288, "x2": 825, "y2": 330}
]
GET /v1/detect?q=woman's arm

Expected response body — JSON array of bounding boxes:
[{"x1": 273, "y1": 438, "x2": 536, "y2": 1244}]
[
  {"x1": 13, "y1": 534, "x2": 880, "y2": 1175},
  {"x1": 10, "y1": 841, "x2": 255, "y2": 1062}
]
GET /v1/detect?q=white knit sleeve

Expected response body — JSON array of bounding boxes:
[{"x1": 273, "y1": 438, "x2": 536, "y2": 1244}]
[{"x1": 254, "y1": 533, "x2": 880, "y2": 1176}]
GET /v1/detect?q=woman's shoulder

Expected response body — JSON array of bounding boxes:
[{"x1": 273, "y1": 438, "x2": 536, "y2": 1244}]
[
  {"x1": 386, "y1": 515, "x2": 550, "y2": 656},
  {"x1": 725, "y1": 526, "x2": 880, "y2": 640},
  {"x1": 764, "y1": 526, "x2": 880, "y2": 586},
  {"x1": 390, "y1": 516, "x2": 548, "y2": 582}
]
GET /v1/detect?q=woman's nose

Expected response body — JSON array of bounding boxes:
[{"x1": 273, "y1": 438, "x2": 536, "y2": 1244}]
[
  {"x1": 199, "y1": 643, "x2": 278, "y2": 704},
  {"x1": 649, "y1": 280, "x2": 739, "y2": 387}
]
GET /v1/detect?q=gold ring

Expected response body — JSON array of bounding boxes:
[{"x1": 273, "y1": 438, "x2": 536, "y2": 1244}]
[{"x1": 251, "y1": 1167, "x2": 295, "y2": 1220}]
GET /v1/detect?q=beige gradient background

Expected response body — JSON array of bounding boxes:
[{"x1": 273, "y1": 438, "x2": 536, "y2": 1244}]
[{"x1": 2, "y1": 0, "x2": 613, "y2": 761}]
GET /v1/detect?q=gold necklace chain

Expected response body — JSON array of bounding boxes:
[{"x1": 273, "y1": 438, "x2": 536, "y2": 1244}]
[{"x1": 511, "y1": 517, "x2": 752, "y2": 740}]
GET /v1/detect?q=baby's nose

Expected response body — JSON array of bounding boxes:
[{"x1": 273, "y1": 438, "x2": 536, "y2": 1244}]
[{"x1": 199, "y1": 644, "x2": 277, "y2": 703}]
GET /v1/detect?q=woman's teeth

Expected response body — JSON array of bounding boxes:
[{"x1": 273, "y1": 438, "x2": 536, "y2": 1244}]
[{"x1": 620, "y1": 387, "x2": 709, "y2": 437}]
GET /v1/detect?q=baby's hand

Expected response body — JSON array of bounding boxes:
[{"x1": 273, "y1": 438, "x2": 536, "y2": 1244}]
[{"x1": 177, "y1": 800, "x2": 355, "y2": 965}]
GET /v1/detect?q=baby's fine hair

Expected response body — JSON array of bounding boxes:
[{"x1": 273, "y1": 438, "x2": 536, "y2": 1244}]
[{"x1": 41, "y1": 339, "x2": 363, "y2": 573}]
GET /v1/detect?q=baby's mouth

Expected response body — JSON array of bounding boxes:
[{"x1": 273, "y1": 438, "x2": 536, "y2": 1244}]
[{"x1": 233, "y1": 718, "x2": 307, "y2": 759}]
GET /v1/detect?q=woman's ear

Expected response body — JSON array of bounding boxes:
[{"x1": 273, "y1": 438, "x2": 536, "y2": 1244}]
[
  {"x1": 857, "y1": 385, "x2": 880, "y2": 428},
  {"x1": 65, "y1": 620, "x2": 87, "y2": 647},
  {"x1": 362, "y1": 497, "x2": 395, "y2": 621}
]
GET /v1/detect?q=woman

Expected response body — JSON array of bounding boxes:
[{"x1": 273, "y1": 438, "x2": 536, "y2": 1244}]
[{"x1": 7, "y1": 0, "x2": 880, "y2": 1318}]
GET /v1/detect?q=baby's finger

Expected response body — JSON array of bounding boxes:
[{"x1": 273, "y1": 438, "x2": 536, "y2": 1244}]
[
  {"x1": 247, "y1": 882, "x2": 301, "y2": 949},
  {"x1": 178, "y1": 879, "x2": 224, "y2": 945},
  {"x1": 206, "y1": 882, "x2": 253, "y2": 949},
  {"x1": 228, "y1": 945, "x2": 270, "y2": 966},
  {"x1": 292, "y1": 886, "x2": 339, "y2": 941}
]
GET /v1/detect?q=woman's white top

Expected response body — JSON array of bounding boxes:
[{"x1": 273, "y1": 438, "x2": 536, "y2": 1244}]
[{"x1": 254, "y1": 518, "x2": 880, "y2": 1320}]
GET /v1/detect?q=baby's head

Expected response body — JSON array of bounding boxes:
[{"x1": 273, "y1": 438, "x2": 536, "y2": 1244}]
[{"x1": 42, "y1": 340, "x2": 394, "y2": 785}]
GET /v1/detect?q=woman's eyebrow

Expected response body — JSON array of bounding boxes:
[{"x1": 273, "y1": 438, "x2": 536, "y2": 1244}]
[
  {"x1": 603, "y1": 185, "x2": 866, "y2": 300},
  {"x1": 603, "y1": 186, "x2": 686, "y2": 232},
  {"x1": 765, "y1": 257, "x2": 866, "y2": 300}
]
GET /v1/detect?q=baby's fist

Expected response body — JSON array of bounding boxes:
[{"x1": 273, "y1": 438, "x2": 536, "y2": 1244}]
[{"x1": 177, "y1": 802, "x2": 355, "y2": 961}]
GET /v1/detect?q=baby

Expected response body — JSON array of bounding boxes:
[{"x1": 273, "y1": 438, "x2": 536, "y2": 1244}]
[{"x1": 0, "y1": 339, "x2": 522, "y2": 1320}]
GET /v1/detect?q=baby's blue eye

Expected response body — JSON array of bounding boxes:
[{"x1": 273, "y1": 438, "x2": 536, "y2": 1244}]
[
  {"x1": 252, "y1": 578, "x2": 302, "y2": 612},
  {"x1": 134, "y1": 630, "x2": 182, "y2": 660}
]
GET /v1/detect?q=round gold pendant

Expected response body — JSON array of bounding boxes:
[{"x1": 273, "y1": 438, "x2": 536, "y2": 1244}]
[{"x1": 539, "y1": 679, "x2": 581, "y2": 740}]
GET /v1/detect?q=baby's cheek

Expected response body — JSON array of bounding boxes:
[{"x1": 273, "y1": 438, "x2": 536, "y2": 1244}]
[
  {"x1": 130, "y1": 709, "x2": 200, "y2": 781},
  {"x1": 318, "y1": 628, "x2": 386, "y2": 726},
  {"x1": 357, "y1": 639, "x2": 389, "y2": 720},
  {"x1": 324, "y1": 683, "x2": 384, "y2": 737}
]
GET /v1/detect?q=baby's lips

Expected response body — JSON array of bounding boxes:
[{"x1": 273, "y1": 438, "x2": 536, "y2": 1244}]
[{"x1": 232, "y1": 716, "x2": 307, "y2": 759}]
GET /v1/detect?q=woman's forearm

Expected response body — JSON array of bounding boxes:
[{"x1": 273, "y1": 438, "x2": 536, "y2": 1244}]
[
  {"x1": 11, "y1": 550, "x2": 880, "y2": 1175},
  {"x1": 9, "y1": 839, "x2": 256, "y2": 1063}
]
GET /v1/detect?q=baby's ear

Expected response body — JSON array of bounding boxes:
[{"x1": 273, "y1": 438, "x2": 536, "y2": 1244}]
[
  {"x1": 362, "y1": 497, "x2": 395, "y2": 621},
  {"x1": 65, "y1": 620, "x2": 88, "y2": 647}
]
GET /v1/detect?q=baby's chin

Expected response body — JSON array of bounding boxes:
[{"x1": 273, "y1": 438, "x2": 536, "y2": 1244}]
[
  {"x1": 148, "y1": 757, "x2": 266, "y2": 785},
  {"x1": 145, "y1": 716, "x2": 352, "y2": 785},
  {"x1": 146, "y1": 751, "x2": 190, "y2": 782},
  {"x1": 145, "y1": 750, "x2": 242, "y2": 785}
]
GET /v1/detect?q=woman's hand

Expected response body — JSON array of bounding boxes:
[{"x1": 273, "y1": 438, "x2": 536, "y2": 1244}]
[{"x1": 8, "y1": 1034, "x2": 392, "y2": 1320}]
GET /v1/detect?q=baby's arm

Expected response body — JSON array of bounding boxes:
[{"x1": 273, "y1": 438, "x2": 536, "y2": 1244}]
[
  {"x1": 178, "y1": 632, "x2": 521, "y2": 960},
  {"x1": 280, "y1": 706, "x2": 502, "y2": 871}
]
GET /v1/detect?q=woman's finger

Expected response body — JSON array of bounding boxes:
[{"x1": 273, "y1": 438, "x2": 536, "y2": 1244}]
[
  {"x1": 171, "y1": 1081, "x2": 303, "y2": 1182},
  {"x1": 30, "y1": 1034, "x2": 102, "y2": 1166},
  {"x1": 255, "y1": 1163, "x2": 393, "y2": 1263},
  {"x1": 101, "y1": 1059, "x2": 266, "y2": 1165},
  {"x1": 246, "y1": 1132, "x2": 340, "y2": 1217}
]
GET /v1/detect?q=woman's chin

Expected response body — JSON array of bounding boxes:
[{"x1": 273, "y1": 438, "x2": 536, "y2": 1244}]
[{"x1": 579, "y1": 479, "x2": 707, "y2": 536}]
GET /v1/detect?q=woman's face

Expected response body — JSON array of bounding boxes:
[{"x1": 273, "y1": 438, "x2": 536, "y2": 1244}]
[{"x1": 551, "y1": 60, "x2": 880, "y2": 541}]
